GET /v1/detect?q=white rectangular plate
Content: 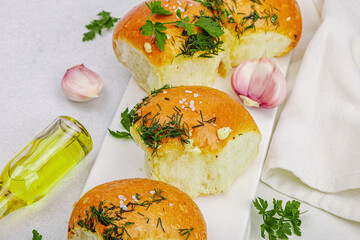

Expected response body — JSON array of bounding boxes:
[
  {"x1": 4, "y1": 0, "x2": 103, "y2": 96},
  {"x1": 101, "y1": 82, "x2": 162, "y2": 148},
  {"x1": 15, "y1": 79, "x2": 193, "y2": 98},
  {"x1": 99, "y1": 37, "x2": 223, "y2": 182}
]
[{"x1": 82, "y1": 54, "x2": 291, "y2": 240}]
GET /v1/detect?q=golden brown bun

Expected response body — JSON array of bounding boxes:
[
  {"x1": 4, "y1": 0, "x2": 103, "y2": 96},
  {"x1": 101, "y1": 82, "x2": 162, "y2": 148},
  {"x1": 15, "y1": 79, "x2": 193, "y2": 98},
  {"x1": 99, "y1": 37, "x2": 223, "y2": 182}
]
[
  {"x1": 113, "y1": 0, "x2": 207, "y2": 67},
  {"x1": 219, "y1": 0, "x2": 302, "y2": 70},
  {"x1": 113, "y1": 0, "x2": 302, "y2": 92},
  {"x1": 68, "y1": 178, "x2": 206, "y2": 239},
  {"x1": 113, "y1": 0, "x2": 221, "y2": 94},
  {"x1": 130, "y1": 86, "x2": 261, "y2": 197},
  {"x1": 133, "y1": 86, "x2": 259, "y2": 154}
]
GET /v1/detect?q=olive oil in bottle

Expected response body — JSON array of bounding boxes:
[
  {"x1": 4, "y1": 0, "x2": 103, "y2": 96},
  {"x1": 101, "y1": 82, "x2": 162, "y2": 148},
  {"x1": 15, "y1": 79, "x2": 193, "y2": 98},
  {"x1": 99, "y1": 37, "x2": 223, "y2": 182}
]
[{"x1": 0, "y1": 116, "x2": 92, "y2": 219}]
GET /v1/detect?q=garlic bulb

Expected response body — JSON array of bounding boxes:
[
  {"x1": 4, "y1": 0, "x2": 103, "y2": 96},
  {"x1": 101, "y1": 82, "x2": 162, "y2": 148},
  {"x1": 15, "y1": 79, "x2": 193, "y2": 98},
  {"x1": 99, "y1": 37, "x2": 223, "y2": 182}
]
[
  {"x1": 61, "y1": 64, "x2": 103, "y2": 102},
  {"x1": 231, "y1": 57, "x2": 286, "y2": 109}
]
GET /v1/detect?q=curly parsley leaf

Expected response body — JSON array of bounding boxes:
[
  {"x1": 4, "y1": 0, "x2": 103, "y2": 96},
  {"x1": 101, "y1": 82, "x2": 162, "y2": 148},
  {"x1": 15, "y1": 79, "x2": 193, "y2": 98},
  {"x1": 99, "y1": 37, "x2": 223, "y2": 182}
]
[
  {"x1": 154, "y1": 22, "x2": 168, "y2": 52},
  {"x1": 108, "y1": 108, "x2": 132, "y2": 139},
  {"x1": 194, "y1": 16, "x2": 224, "y2": 38},
  {"x1": 253, "y1": 197, "x2": 306, "y2": 240},
  {"x1": 145, "y1": 1, "x2": 172, "y2": 15},
  {"x1": 146, "y1": 1, "x2": 172, "y2": 15},
  {"x1": 139, "y1": 20, "x2": 168, "y2": 52},
  {"x1": 175, "y1": 9, "x2": 195, "y2": 35},
  {"x1": 32, "y1": 230, "x2": 42, "y2": 240},
  {"x1": 83, "y1": 11, "x2": 120, "y2": 41},
  {"x1": 140, "y1": 20, "x2": 155, "y2": 36}
]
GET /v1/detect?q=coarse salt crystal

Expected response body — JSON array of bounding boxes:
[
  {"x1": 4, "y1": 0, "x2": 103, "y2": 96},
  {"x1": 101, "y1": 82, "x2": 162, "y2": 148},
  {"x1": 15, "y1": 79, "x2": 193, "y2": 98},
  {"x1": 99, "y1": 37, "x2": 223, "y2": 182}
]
[
  {"x1": 185, "y1": 90, "x2": 192, "y2": 93},
  {"x1": 182, "y1": 98, "x2": 187, "y2": 101},
  {"x1": 194, "y1": 93, "x2": 198, "y2": 97},
  {"x1": 287, "y1": 17, "x2": 291, "y2": 21},
  {"x1": 165, "y1": 4, "x2": 168, "y2": 7},
  {"x1": 163, "y1": 91, "x2": 167, "y2": 93},
  {"x1": 170, "y1": 203, "x2": 173, "y2": 207},
  {"x1": 181, "y1": 105, "x2": 185, "y2": 109},
  {"x1": 191, "y1": 108, "x2": 196, "y2": 111},
  {"x1": 190, "y1": 100, "x2": 194, "y2": 105},
  {"x1": 118, "y1": 195, "x2": 127, "y2": 201},
  {"x1": 200, "y1": 101, "x2": 202, "y2": 104},
  {"x1": 132, "y1": 195, "x2": 139, "y2": 202},
  {"x1": 177, "y1": 1, "x2": 182, "y2": 5},
  {"x1": 120, "y1": 200, "x2": 128, "y2": 211},
  {"x1": 150, "y1": 190, "x2": 155, "y2": 195},
  {"x1": 185, "y1": 102, "x2": 188, "y2": 105},
  {"x1": 179, "y1": 100, "x2": 183, "y2": 104}
]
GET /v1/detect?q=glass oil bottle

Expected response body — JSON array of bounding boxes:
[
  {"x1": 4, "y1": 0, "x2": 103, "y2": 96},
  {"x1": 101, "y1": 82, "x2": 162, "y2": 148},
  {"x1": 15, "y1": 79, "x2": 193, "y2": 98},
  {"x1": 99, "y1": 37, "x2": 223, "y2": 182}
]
[{"x1": 0, "y1": 116, "x2": 92, "y2": 219}]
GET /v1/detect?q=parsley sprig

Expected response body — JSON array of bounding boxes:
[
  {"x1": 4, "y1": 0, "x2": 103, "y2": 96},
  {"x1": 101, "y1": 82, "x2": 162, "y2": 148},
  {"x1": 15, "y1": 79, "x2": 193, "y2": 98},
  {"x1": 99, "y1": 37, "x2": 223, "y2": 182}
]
[
  {"x1": 253, "y1": 197, "x2": 306, "y2": 240},
  {"x1": 32, "y1": 230, "x2": 42, "y2": 240},
  {"x1": 83, "y1": 11, "x2": 120, "y2": 41},
  {"x1": 139, "y1": 0, "x2": 224, "y2": 56},
  {"x1": 108, "y1": 108, "x2": 132, "y2": 139}
]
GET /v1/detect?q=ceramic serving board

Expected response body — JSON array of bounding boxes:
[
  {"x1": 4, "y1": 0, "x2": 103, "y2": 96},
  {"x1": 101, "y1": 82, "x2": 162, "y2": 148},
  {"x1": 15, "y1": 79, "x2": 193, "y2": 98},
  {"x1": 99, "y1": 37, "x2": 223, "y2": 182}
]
[{"x1": 81, "y1": 54, "x2": 291, "y2": 240}]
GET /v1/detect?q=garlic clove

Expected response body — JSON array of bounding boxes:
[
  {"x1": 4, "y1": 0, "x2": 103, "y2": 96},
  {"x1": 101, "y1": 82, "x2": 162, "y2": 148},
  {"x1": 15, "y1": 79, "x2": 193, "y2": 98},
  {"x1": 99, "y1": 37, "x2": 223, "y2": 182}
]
[
  {"x1": 61, "y1": 64, "x2": 103, "y2": 102},
  {"x1": 259, "y1": 67, "x2": 287, "y2": 108},
  {"x1": 231, "y1": 57, "x2": 287, "y2": 109}
]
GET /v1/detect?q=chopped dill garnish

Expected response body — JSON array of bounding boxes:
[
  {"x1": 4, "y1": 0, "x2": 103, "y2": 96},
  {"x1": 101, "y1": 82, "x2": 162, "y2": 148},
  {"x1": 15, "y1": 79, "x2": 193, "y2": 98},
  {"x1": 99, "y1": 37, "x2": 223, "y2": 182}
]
[
  {"x1": 76, "y1": 189, "x2": 171, "y2": 239},
  {"x1": 179, "y1": 228, "x2": 194, "y2": 240},
  {"x1": 177, "y1": 32, "x2": 224, "y2": 58},
  {"x1": 192, "y1": 110, "x2": 217, "y2": 128},
  {"x1": 157, "y1": 217, "x2": 166, "y2": 233},
  {"x1": 136, "y1": 109, "x2": 190, "y2": 155}
]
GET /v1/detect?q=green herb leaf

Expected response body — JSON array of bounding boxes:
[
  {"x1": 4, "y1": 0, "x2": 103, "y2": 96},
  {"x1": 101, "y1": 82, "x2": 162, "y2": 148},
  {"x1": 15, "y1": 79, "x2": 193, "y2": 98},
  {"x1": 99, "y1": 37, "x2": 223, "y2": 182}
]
[
  {"x1": 140, "y1": 20, "x2": 155, "y2": 36},
  {"x1": 108, "y1": 108, "x2": 132, "y2": 139},
  {"x1": 178, "y1": 31, "x2": 223, "y2": 58},
  {"x1": 271, "y1": 14, "x2": 278, "y2": 24},
  {"x1": 154, "y1": 22, "x2": 168, "y2": 52},
  {"x1": 175, "y1": 10, "x2": 195, "y2": 35},
  {"x1": 195, "y1": 16, "x2": 224, "y2": 37},
  {"x1": 145, "y1": 1, "x2": 172, "y2": 15},
  {"x1": 108, "y1": 129, "x2": 131, "y2": 138},
  {"x1": 121, "y1": 108, "x2": 132, "y2": 131},
  {"x1": 32, "y1": 230, "x2": 42, "y2": 240},
  {"x1": 83, "y1": 11, "x2": 120, "y2": 41},
  {"x1": 253, "y1": 197, "x2": 306, "y2": 240}
]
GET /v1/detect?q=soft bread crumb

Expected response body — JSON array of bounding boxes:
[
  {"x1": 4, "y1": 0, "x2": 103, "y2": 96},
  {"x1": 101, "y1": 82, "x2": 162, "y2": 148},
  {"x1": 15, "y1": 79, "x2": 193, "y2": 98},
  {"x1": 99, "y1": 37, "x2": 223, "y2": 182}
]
[
  {"x1": 114, "y1": 39, "x2": 222, "y2": 94},
  {"x1": 135, "y1": 131, "x2": 260, "y2": 198}
]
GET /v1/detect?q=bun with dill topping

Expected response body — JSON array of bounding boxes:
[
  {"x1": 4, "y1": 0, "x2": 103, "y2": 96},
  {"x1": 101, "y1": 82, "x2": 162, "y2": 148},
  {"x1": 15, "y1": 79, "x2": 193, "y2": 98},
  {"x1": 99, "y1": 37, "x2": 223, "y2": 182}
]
[
  {"x1": 128, "y1": 85, "x2": 261, "y2": 198},
  {"x1": 113, "y1": 0, "x2": 302, "y2": 93},
  {"x1": 68, "y1": 178, "x2": 206, "y2": 239}
]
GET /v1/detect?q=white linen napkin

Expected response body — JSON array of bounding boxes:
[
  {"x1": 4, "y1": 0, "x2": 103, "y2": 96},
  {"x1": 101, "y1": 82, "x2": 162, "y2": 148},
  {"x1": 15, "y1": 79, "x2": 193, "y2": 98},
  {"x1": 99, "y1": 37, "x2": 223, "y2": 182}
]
[{"x1": 262, "y1": 0, "x2": 360, "y2": 222}]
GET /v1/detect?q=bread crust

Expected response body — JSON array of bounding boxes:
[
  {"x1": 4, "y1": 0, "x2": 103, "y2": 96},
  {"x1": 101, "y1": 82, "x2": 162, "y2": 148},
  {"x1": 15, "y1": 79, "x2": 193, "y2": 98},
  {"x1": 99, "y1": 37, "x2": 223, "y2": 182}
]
[
  {"x1": 68, "y1": 178, "x2": 206, "y2": 239},
  {"x1": 131, "y1": 86, "x2": 260, "y2": 155}
]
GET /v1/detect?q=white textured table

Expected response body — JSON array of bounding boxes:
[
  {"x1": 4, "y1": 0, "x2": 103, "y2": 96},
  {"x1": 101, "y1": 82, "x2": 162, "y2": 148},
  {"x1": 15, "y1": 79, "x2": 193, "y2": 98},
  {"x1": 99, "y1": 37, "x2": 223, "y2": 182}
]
[{"x1": 1, "y1": 0, "x2": 360, "y2": 239}]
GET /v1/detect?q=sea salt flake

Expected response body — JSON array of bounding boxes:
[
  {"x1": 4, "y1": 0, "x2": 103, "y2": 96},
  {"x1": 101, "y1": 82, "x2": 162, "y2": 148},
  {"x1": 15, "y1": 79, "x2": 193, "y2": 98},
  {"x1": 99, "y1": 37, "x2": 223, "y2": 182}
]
[
  {"x1": 118, "y1": 195, "x2": 127, "y2": 201},
  {"x1": 119, "y1": 200, "x2": 128, "y2": 211},
  {"x1": 132, "y1": 195, "x2": 139, "y2": 202}
]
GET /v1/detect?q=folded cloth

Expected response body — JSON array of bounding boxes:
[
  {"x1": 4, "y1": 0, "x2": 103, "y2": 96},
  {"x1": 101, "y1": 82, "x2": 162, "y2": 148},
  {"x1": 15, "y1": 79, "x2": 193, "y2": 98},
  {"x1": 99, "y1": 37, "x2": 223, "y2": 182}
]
[{"x1": 262, "y1": 0, "x2": 360, "y2": 222}]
